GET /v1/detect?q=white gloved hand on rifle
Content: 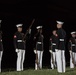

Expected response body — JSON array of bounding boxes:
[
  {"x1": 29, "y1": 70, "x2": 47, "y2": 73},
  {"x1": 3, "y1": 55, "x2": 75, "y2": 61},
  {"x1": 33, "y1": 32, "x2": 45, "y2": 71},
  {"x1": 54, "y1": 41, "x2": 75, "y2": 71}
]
[
  {"x1": 49, "y1": 50, "x2": 53, "y2": 53},
  {"x1": 69, "y1": 50, "x2": 72, "y2": 53},
  {"x1": 55, "y1": 49, "x2": 59, "y2": 52},
  {"x1": 15, "y1": 49, "x2": 20, "y2": 53},
  {"x1": 29, "y1": 29, "x2": 31, "y2": 34},
  {"x1": 34, "y1": 50, "x2": 37, "y2": 54}
]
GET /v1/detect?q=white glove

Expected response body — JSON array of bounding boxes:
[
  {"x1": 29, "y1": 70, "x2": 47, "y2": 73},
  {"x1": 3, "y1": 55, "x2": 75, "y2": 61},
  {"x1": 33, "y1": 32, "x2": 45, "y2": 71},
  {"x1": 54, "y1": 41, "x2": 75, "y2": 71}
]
[
  {"x1": 34, "y1": 50, "x2": 37, "y2": 54},
  {"x1": 55, "y1": 49, "x2": 58, "y2": 52},
  {"x1": 69, "y1": 50, "x2": 72, "y2": 53},
  {"x1": 34, "y1": 37, "x2": 36, "y2": 39},
  {"x1": 29, "y1": 29, "x2": 31, "y2": 34},
  {"x1": 49, "y1": 50, "x2": 53, "y2": 53},
  {"x1": 15, "y1": 49, "x2": 20, "y2": 53}
]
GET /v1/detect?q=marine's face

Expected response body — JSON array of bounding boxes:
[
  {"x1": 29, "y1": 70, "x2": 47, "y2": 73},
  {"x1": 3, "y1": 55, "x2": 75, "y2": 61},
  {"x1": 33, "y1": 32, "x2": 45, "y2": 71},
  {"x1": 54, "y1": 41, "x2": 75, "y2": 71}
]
[
  {"x1": 40, "y1": 29, "x2": 42, "y2": 33},
  {"x1": 37, "y1": 29, "x2": 40, "y2": 32},
  {"x1": 17, "y1": 27, "x2": 22, "y2": 32},
  {"x1": 53, "y1": 30, "x2": 56, "y2": 35},
  {"x1": 72, "y1": 34, "x2": 76, "y2": 38},
  {"x1": 57, "y1": 24, "x2": 62, "y2": 28},
  {"x1": 37, "y1": 29, "x2": 42, "y2": 33}
]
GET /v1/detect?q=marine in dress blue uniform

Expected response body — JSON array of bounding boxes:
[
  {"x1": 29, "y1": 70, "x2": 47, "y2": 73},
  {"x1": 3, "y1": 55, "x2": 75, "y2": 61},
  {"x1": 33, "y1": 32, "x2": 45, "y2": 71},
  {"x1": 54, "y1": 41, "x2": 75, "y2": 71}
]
[
  {"x1": 34, "y1": 26, "x2": 44, "y2": 70},
  {"x1": 68, "y1": 32, "x2": 76, "y2": 68},
  {"x1": 49, "y1": 30, "x2": 57, "y2": 69},
  {"x1": 55, "y1": 21, "x2": 66, "y2": 73},
  {"x1": 14, "y1": 24, "x2": 25, "y2": 71}
]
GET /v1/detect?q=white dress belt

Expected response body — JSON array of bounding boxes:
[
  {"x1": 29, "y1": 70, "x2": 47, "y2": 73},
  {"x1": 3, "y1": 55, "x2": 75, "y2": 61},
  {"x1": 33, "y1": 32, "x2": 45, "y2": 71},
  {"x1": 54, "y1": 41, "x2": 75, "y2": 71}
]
[
  {"x1": 52, "y1": 43, "x2": 56, "y2": 45},
  {"x1": 17, "y1": 40, "x2": 23, "y2": 42},
  {"x1": 59, "y1": 39, "x2": 64, "y2": 41},
  {"x1": 72, "y1": 44, "x2": 76, "y2": 46},
  {"x1": 0, "y1": 39, "x2": 2, "y2": 42},
  {"x1": 37, "y1": 42, "x2": 42, "y2": 44}
]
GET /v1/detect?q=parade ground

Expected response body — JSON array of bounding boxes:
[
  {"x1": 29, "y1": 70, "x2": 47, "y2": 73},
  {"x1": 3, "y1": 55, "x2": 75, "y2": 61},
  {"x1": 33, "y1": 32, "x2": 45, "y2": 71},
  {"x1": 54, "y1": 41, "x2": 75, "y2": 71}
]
[{"x1": 1, "y1": 67, "x2": 76, "y2": 75}]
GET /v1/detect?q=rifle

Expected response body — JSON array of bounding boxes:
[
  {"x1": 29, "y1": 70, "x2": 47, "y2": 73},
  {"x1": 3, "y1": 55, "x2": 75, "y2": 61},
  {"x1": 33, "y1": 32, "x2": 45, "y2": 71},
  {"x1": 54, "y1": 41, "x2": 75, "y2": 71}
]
[
  {"x1": 0, "y1": 20, "x2": 2, "y2": 34},
  {"x1": 70, "y1": 41, "x2": 75, "y2": 65},
  {"x1": 75, "y1": 38, "x2": 76, "y2": 66},
  {"x1": 41, "y1": 34, "x2": 44, "y2": 52},
  {"x1": 49, "y1": 39, "x2": 54, "y2": 65},
  {"x1": 23, "y1": 19, "x2": 35, "y2": 41},
  {"x1": 34, "y1": 33, "x2": 43, "y2": 70}
]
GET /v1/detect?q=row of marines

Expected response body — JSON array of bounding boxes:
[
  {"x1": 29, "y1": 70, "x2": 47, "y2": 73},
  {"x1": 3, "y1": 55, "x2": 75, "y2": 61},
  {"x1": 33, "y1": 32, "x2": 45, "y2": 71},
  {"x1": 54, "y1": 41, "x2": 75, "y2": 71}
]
[{"x1": 0, "y1": 20, "x2": 76, "y2": 73}]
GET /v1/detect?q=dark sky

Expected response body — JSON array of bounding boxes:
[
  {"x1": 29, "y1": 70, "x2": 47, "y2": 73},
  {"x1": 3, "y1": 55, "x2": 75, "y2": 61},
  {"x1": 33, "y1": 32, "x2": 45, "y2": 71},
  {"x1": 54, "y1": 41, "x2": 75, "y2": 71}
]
[
  {"x1": 0, "y1": 0, "x2": 76, "y2": 19},
  {"x1": 0, "y1": 0, "x2": 76, "y2": 71}
]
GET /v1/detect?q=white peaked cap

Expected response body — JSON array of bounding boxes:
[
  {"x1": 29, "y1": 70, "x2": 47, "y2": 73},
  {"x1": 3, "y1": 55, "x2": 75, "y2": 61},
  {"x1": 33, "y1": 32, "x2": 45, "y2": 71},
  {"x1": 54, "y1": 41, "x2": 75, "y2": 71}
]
[
  {"x1": 36, "y1": 26, "x2": 42, "y2": 29},
  {"x1": 71, "y1": 31, "x2": 76, "y2": 34},
  {"x1": 56, "y1": 21, "x2": 64, "y2": 25},
  {"x1": 16, "y1": 24, "x2": 23, "y2": 27}
]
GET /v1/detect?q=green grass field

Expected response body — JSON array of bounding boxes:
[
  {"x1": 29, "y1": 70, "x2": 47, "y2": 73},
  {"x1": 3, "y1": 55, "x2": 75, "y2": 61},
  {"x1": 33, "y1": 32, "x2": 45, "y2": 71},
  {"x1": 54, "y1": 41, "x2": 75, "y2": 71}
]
[{"x1": 1, "y1": 68, "x2": 76, "y2": 75}]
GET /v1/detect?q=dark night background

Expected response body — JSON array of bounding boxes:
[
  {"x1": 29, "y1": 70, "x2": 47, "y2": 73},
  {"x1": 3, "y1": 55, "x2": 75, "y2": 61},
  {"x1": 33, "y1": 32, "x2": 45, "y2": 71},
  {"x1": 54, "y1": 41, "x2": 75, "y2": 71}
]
[{"x1": 0, "y1": 0, "x2": 76, "y2": 71}]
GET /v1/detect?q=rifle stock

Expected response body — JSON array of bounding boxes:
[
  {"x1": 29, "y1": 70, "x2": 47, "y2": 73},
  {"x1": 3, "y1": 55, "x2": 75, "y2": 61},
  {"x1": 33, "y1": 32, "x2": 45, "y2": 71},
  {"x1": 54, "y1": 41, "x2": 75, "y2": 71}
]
[
  {"x1": 23, "y1": 19, "x2": 35, "y2": 40},
  {"x1": 70, "y1": 41, "x2": 75, "y2": 65},
  {"x1": 50, "y1": 40, "x2": 54, "y2": 64}
]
